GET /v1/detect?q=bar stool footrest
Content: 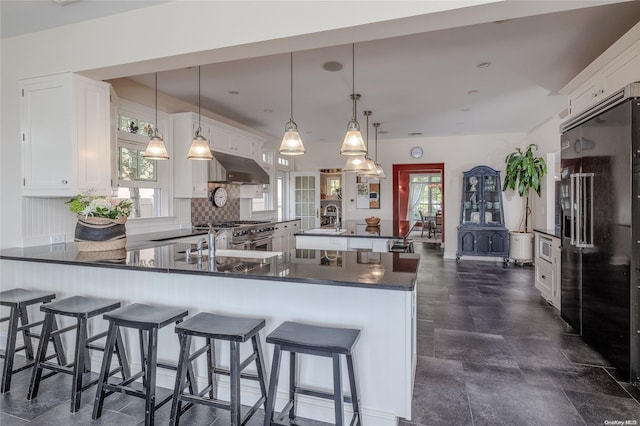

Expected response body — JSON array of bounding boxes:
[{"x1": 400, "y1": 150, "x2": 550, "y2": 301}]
[
  {"x1": 295, "y1": 385, "x2": 353, "y2": 403},
  {"x1": 212, "y1": 366, "x2": 261, "y2": 382}
]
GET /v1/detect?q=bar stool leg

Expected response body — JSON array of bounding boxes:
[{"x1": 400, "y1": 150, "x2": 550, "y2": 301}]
[
  {"x1": 71, "y1": 317, "x2": 88, "y2": 412},
  {"x1": 1, "y1": 306, "x2": 20, "y2": 393},
  {"x1": 144, "y1": 328, "x2": 158, "y2": 426},
  {"x1": 138, "y1": 329, "x2": 147, "y2": 389},
  {"x1": 206, "y1": 337, "x2": 215, "y2": 400},
  {"x1": 169, "y1": 333, "x2": 191, "y2": 426},
  {"x1": 346, "y1": 354, "x2": 361, "y2": 425},
  {"x1": 27, "y1": 312, "x2": 55, "y2": 400},
  {"x1": 332, "y1": 353, "x2": 344, "y2": 426},
  {"x1": 230, "y1": 341, "x2": 241, "y2": 426},
  {"x1": 92, "y1": 321, "x2": 118, "y2": 420},
  {"x1": 289, "y1": 351, "x2": 296, "y2": 420},
  {"x1": 264, "y1": 344, "x2": 282, "y2": 426},
  {"x1": 50, "y1": 320, "x2": 67, "y2": 367},
  {"x1": 114, "y1": 328, "x2": 130, "y2": 379},
  {"x1": 18, "y1": 306, "x2": 35, "y2": 360},
  {"x1": 251, "y1": 335, "x2": 268, "y2": 409}
]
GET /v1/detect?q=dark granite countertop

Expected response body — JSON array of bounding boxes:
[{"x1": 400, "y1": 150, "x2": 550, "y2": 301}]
[
  {"x1": 0, "y1": 231, "x2": 417, "y2": 291},
  {"x1": 533, "y1": 228, "x2": 561, "y2": 239},
  {"x1": 297, "y1": 220, "x2": 413, "y2": 239}
]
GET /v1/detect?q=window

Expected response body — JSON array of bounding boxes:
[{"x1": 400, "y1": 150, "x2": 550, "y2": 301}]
[
  {"x1": 116, "y1": 100, "x2": 170, "y2": 219},
  {"x1": 409, "y1": 173, "x2": 442, "y2": 221},
  {"x1": 276, "y1": 171, "x2": 290, "y2": 221}
]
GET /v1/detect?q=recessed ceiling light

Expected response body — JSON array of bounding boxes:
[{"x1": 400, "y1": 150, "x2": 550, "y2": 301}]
[
  {"x1": 228, "y1": 90, "x2": 240, "y2": 95},
  {"x1": 263, "y1": 109, "x2": 273, "y2": 113},
  {"x1": 408, "y1": 132, "x2": 422, "y2": 136},
  {"x1": 477, "y1": 62, "x2": 492, "y2": 69},
  {"x1": 322, "y1": 61, "x2": 343, "y2": 72},
  {"x1": 461, "y1": 108, "x2": 471, "y2": 112},
  {"x1": 467, "y1": 90, "x2": 479, "y2": 95}
]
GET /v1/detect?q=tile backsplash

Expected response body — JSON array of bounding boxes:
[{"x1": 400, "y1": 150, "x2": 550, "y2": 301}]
[{"x1": 191, "y1": 183, "x2": 240, "y2": 225}]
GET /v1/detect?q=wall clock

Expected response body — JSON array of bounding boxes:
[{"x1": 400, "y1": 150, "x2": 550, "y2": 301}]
[
  {"x1": 211, "y1": 187, "x2": 228, "y2": 208},
  {"x1": 410, "y1": 146, "x2": 423, "y2": 159}
]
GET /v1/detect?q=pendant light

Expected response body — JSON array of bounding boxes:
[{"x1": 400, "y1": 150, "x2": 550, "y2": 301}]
[
  {"x1": 372, "y1": 122, "x2": 386, "y2": 179},
  {"x1": 343, "y1": 154, "x2": 369, "y2": 173},
  {"x1": 187, "y1": 66, "x2": 213, "y2": 160},
  {"x1": 340, "y1": 44, "x2": 367, "y2": 156},
  {"x1": 142, "y1": 73, "x2": 169, "y2": 160},
  {"x1": 279, "y1": 52, "x2": 305, "y2": 155},
  {"x1": 358, "y1": 110, "x2": 378, "y2": 177}
]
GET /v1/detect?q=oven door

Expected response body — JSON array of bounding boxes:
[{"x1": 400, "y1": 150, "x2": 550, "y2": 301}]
[
  {"x1": 230, "y1": 240, "x2": 248, "y2": 250},
  {"x1": 250, "y1": 237, "x2": 272, "y2": 251}
]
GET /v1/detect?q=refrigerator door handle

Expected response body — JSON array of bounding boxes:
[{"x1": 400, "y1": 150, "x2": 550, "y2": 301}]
[
  {"x1": 581, "y1": 173, "x2": 595, "y2": 248},
  {"x1": 570, "y1": 173, "x2": 578, "y2": 246}
]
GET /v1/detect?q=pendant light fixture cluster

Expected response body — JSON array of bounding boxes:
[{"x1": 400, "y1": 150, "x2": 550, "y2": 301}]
[
  {"x1": 142, "y1": 73, "x2": 170, "y2": 160},
  {"x1": 279, "y1": 52, "x2": 305, "y2": 155},
  {"x1": 187, "y1": 66, "x2": 213, "y2": 160}
]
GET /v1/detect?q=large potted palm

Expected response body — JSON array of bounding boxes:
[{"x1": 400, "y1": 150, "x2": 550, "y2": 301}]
[{"x1": 502, "y1": 143, "x2": 547, "y2": 263}]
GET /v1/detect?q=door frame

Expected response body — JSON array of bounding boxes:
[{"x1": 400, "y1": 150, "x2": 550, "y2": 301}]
[{"x1": 393, "y1": 163, "x2": 445, "y2": 242}]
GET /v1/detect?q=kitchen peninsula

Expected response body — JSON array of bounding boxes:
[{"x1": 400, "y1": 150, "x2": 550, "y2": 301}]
[{"x1": 0, "y1": 234, "x2": 418, "y2": 425}]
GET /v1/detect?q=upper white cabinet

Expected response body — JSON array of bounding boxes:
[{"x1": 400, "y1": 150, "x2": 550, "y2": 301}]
[
  {"x1": 172, "y1": 113, "x2": 209, "y2": 198},
  {"x1": 209, "y1": 123, "x2": 260, "y2": 159},
  {"x1": 568, "y1": 39, "x2": 640, "y2": 117},
  {"x1": 20, "y1": 73, "x2": 111, "y2": 197}
]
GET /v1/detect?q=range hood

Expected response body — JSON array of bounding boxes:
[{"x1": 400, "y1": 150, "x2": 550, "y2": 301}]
[{"x1": 209, "y1": 150, "x2": 269, "y2": 184}]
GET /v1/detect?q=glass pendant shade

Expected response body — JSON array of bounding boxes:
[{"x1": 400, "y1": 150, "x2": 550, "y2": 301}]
[
  {"x1": 374, "y1": 162, "x2": 386, "y2": 179},
  {"x1": 341, "y1": 122, "x2": 366, "y2": 155},
  {"x1": 143, "y1": 131, "x2": 169, "y2": 160},
  {"x1": 343, "y1": 154, "x2": 369, "y2": 173},
  {"x1": 187, "y1": 129, "x2": 213, "y2": 160},
  {"x1": 279, "y1": 120, "x2": 305, "y2": 155},
  {"x1": 280, "y1": 52, "x2": 305, "y2": 155},
  {"x1": 143, "y1": 72, "x2": 169, "y2": 160},
  {"x1": 359, "y1": 156, "x2": 378, "y2": 176}
]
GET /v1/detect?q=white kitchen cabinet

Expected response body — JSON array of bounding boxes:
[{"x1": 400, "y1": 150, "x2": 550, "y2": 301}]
[
  {"x1": 21, "y1": 73, "x2": 111, "y2": 197},
  {"x1": 568, "y1": 40, "x2": 640, "y2": 117},
  {"x1": 534, "y1": 232, "x2": 561, "y2": 309},
  {"x1": 172, "y1": 113, "x2": 210, "y2": 198},
  {"x1": 273, "y1": 220, "x2": 300, "y2": 252}
]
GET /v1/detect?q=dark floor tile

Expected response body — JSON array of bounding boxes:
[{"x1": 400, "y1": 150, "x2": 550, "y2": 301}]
[
  {"x1": 0, "y1": 372, "x2": 75, "y2": 421},
  {"x1": 504, "y1": 336, "x2": 573, "y2": 367},
  {"x1": 517, "y1": 360, "x2": 631, "y2": 398},
  {"x1": 473, "y1": 318, "x2": 550, "y2": 338},
  {"x1": 408, "y1": 382, "x2": 472, "y2": 426},
  {"x1": 414, "y1": 356, "x2": 465, "y2": 389},
  {"x1": 416, "y1": 319, "x2": 435, "y2": 337},
  {"x1": 547, "y1": 334, "x2": 614, "y2": 367},
  {"x1": 620, "y1": 381, "x2": 640, "y2": 403},
  {"x1": 565, "y1": 390, "x2": 640, "y2": 425},
  {"x1": 466, "y1": 378, "x2": 584, "y2": 426},
  {"x1": 434, "y1": 329, "x2": 517, "y2": 368},
  {"x1": 27, "y1": 400, "x2": 139, "y2": 425},
  {"x1": 462, "y1": 361, "x2": 526, "y2": 385},
  {"x1": 468, "y1": 305, "x2": 512, "y2": 320},
  {"x1": 0, "y1": 413, "x2": 28, "y2": 426},
  {"x1": 417, "y1": 336, "x2": 434, "y2": 357}
]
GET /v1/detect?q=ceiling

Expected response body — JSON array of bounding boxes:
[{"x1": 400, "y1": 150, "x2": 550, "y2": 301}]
[{"x1": 3, "y1": 1, "x2": 640, "y2": 145}]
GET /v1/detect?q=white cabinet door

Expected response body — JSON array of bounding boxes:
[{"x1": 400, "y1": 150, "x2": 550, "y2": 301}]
[
  {"x1": 21, "y1": 73, "x2": 111, "y2": 197},
  {"x1": 601, "y1": 40, "x2": 640, "y2": 96},
  {"x1": 229, "y1": 133, "x2": 254, "y2": 158},
  {"x1": 172, "y1": 113, "x2": 209, "y2": 198}
]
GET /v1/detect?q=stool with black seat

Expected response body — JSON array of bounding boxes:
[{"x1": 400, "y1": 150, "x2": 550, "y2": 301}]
[
  {"x1": 92, "y1": 303, "x2": 192, "y2": 426},
  {"x1": 27, "y1": 295, "x2": 129, "y2": 412},
  {"x1": 264, "y1": 321, "x2": 362, "y2": 426},
  {"x1": 0, "y1": 288, "x2": 67, "y2": 393},
  {"x1": 169, "y1": 312, "x2": 268, "y2": 426}
]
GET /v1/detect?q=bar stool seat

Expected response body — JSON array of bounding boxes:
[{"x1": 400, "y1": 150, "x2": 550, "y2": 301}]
[
  {"x1": 27, "y1": 296, "x2": 129, "y2": 413},
  {"x1": 264, "y1": 321, "x2": 362, "y2": 426},
  {"x1": 0, "y1": 288, "x2": 66, "y2": 393},
  {"x1": 93, "y1": 303, "x2": 190, "y2": 426},
  {"x1": 170, "y1": 312, "x2": 268, "y2": 426}
]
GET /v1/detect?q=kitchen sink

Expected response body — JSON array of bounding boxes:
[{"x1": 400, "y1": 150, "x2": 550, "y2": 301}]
[{"x1": 304, "y1": 228, "x2": 348, "y2": 234}]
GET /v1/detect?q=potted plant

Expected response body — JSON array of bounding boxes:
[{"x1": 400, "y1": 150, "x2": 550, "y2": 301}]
[{"x1": 502, "y1": 143, "x2": 547, "y2": 263}]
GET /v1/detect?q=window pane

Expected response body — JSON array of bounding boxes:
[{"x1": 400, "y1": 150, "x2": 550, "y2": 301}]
[
  {"x1": 118, "y1": 147, "x2": 157, "y2": 182},
  {"x1": 117, "y1": 187, "x2": 158, "y2": 218}
]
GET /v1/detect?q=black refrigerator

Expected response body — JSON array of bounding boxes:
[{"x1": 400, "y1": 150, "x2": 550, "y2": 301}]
[{"x1": 560, "y1": 82, "x2": 639, "y2": 383}]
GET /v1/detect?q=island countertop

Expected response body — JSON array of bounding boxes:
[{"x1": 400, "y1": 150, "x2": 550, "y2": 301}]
[
  {"x1": 0, "y1": 238, "x2": 417, "y2": 291},
  {"x1": 298, "y1": 220, "x2": 414, "y2": 239}
]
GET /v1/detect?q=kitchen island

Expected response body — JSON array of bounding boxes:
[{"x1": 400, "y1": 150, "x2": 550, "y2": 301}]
[{"x1": 0, "y1": 235, "x2": 418, "y2": 425}]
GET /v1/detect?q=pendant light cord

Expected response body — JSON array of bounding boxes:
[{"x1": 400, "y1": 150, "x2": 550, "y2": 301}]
[
  {"x1": 374, "y1": 123, "x2": 379, "y2": 161},
  {"x1": 154, "y1": 72, "x2": 158, "y2": 134},
  {"x1": 198, "y1": 66, "x2": 201, "y2": 131},
  {"x1": 352, "y1": 43, "x2": 356, "y2": 120},
  {"x1": 290, "y1": 52, "x2": 294, "y2": 121}
]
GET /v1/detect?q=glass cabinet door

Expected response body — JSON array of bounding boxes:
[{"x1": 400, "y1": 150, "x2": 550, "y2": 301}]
[
  {"x1": 462, "y1": 175, "x2": 481, "y2": 224},
  {"x1": 482, "y1": 174, "x2": 502, "y2": 225}
]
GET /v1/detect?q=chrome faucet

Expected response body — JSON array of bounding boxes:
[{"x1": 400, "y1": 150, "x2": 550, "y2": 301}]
[
  {"x1": 324, "y1": 203, "x2": 341, "y2": 231},
  {"x1": 207, "y1": 225, "x2": 218, "y2": 258},
  {"x1": 196, "y1": 238, "x2": 207, "y2": 258}
]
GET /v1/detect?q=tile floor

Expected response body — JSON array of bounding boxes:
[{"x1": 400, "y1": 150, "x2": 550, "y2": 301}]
[{"x1": 1, "y1": 242, "x2": 639, "y2": 425}]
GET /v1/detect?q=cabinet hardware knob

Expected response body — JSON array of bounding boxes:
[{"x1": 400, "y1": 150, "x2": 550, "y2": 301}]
[
  {"x1": 61, "y1": 180, "x2": 68, "y2": 184},
  {"x1": 592, "y1": 93, "x2": 598, "y2": 97},
  {"x1": 541, "y1": 275, "x2": 546, "y2": 279}
]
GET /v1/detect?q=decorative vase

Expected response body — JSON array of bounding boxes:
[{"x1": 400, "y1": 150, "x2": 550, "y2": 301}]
[{"x1": 74, "y1": 216, "x2": 127, "y2": 252}]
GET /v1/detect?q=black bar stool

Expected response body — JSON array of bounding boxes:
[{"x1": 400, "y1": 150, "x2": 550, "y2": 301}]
[
  {"x1": 92, "y1": 303, "x2": 191, "y2": 426},
  {"x1": 169, "y1": 312, "x2": 268, "y2": 426},
  {"x1": 264, "y1": 321, "x2": 362, "y2": 426},
  {"x1": 27, "y1": 295, "x2": 129, "y2": 412},
  {"x1": 0, "y1": 288, "x2": 66, "y2": 393}
]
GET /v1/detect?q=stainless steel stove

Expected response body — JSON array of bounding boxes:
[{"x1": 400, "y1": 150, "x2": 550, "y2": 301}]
[{"x1": 193, "y1": 220, "x2": 275, "y2": 250}]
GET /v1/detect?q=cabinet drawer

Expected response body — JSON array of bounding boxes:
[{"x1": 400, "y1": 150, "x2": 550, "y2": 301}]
[{"x1": 535, "y1": 261, "x2": 554, "y2": 295}]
